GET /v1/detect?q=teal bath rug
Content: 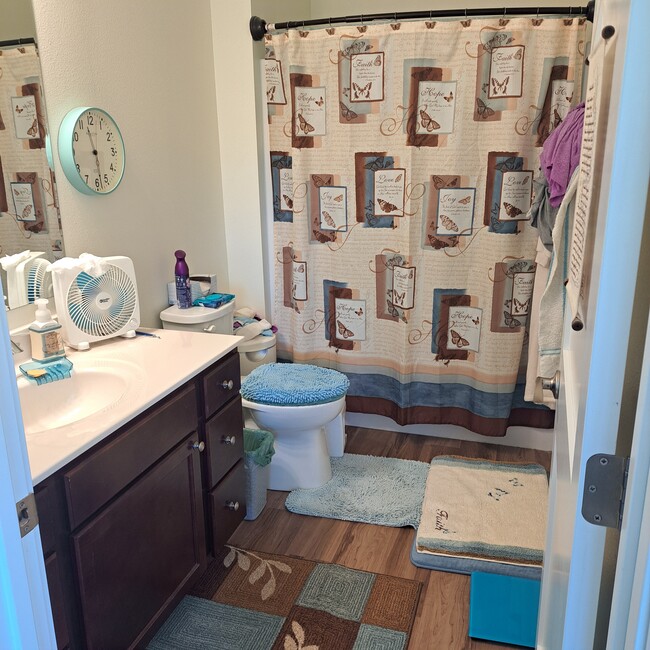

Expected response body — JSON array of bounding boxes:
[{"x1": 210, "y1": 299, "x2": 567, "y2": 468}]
[{"x1": 285, "y1": 453, "x2": 430, "y2": 528}]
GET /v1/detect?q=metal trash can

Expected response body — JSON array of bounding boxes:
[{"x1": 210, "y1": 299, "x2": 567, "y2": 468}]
[{"x1": 243, "y1": 428, "x2": 275, "y2": 521}]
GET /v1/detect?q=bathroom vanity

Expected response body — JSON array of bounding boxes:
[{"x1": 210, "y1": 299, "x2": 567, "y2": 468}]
[{"x1": 21, "y1": 331, "x2": 245, "y2": 649}]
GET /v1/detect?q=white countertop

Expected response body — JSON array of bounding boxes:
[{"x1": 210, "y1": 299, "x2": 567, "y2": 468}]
[{"x1": 19, "y1": 329, "x2": 241, "y2": 484}]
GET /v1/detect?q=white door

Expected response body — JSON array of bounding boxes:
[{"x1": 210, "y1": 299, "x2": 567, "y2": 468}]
[
  {"x1": 537, "y1": 0, "x2": 650, "y2": 647},
  {"x1": 0, "y1": 285, "x2": 57, "y2": 649}
]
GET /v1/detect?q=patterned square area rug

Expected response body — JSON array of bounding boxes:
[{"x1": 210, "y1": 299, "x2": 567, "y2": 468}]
[
  {"x1": 417, "y1": 456, "x2": 548, "y2": 566},
  {"x1": 148, "y1": 546, "x2": 421, "y2": 650}
]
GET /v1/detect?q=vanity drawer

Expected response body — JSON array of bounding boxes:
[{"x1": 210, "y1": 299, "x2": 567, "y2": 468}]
[
  {"x1": 203, "y1": 350, "x2": 241, "y2": 418},
  {"x1": 64, "y1": 384, "x2": 198, "y2": 530},
  {"x1": 209, "y1": 461, "x2": 246, "y2": 549},
  {"x1": 205, "y1": 396, "x2": 244, "y2": 488}
]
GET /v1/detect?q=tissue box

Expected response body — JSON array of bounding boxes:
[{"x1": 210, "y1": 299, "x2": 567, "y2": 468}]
[
  {"x1": 190, "y1": 273, "x2": 218, "y2": 295},
  {"x1": 167, "y1": 274, "x2": 218, "y2": 306}
]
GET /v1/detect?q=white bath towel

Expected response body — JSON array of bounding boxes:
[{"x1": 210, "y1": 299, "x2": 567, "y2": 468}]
[
  {"x1": 524, "y1": 239, "x2": 552, "y2": 405},
  {"x1": 537, "y1": 169, "x2": 580, "y2": 394},
  {"x1": 47, "y1": 253, "x2": 108, "y2": 276}
]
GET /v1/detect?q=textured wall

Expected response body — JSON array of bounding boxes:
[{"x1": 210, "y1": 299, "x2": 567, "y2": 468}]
[
  {"x1": 0, "y1": 0, "x2": 36, "y2": 41},
  {"x1": 30, "y1": 0, "x2": 228, "y2": 326}
]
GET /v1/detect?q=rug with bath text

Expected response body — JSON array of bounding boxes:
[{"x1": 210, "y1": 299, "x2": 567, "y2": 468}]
[
  {"x1": 417, "y1": 455, "x2": 548, "y2": 566},
  {"x1": 147, "y1": 546, "x2": 421, "y2": 650}
]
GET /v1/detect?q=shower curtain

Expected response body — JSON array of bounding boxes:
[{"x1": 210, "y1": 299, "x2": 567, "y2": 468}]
[
  {"x1": 0, "y1": 45, "x2": 61, "y2": 257},
  {"x1": 264, "y1": 16, "x2": 586, "y2": 436}
]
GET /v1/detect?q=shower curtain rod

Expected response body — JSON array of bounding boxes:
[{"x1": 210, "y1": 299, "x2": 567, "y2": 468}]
[
  {"x1": 0, "y1": 37, "x2": 36, "y2": 48},
  {"x1": 249, "y1": 1, "x2": 594, "y2": 40}
]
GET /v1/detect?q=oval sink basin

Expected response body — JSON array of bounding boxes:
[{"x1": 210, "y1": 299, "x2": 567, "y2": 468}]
[{"x1": 17, "y1": 358, "x2": 142, "y2": 435}]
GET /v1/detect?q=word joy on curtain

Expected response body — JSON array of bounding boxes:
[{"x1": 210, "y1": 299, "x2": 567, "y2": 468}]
[{"x1": 264, "y1": 16, "x2": 586, "y2": 436}]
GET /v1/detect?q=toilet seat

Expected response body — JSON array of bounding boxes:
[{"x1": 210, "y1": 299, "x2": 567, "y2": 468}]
[{"x1": 241, "y1": 363, "x2": 349, "y2": 406}]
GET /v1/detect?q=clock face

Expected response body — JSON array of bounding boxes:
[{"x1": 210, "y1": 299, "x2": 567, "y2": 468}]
[{"x1": 59, "y1": 107, "x2": 125, "y2": 195}]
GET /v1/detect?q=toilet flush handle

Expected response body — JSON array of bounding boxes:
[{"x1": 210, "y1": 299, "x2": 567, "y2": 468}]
[{"x1": 221, "y1": 379, "x2": 234, "y2": 390}]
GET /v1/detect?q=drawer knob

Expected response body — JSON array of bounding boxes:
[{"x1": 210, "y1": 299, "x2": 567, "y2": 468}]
[
  {"x1": 221, "y1": 435, "x2": 236, "y2": 445},
  {"x1": 190, "y1": 441, "x2": 205, "y2": 452},
  {"x1": 225, "y1": 500, "x2": 240, "y2": 511},
  {"x1": 221, "y1": 379, "x2": 234, "y2": 390}
]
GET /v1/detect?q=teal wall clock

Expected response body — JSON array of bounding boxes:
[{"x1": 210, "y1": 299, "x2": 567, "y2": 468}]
[{"x1": 58, "y1": 107, "x2": 125, "y2": 195}]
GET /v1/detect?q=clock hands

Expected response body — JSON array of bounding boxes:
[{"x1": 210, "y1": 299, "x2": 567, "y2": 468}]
[{"x1": 86, "y1": 127, "x2": 104, "y2": 191}]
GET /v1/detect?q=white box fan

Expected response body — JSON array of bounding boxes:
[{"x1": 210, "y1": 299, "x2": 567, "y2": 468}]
[{"x1": 52, "y1": 255, "x2": 140, "y2": 350}]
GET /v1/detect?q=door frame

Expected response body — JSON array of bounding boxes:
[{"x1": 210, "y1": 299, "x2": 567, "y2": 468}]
[{"x1": 0, "y1": 283, "x2": 56, "y2": 649}]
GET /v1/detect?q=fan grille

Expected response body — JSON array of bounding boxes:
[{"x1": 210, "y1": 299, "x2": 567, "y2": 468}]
[
  {"x1": 27, "y1": 259, "x2": 51, "y2": 303},
  {"x1": 66, "y1": 264, "x2": 137, "y2": 337}
]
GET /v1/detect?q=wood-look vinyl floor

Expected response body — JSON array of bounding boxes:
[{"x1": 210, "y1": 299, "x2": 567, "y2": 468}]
[{"x1": 228, "y1": 425, "x2": 551, "y2": 650}]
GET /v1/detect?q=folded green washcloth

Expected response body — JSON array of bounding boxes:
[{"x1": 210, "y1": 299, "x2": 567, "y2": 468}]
[{"x1": 19, "y1": 358, "x2": 74, "y2": 385}]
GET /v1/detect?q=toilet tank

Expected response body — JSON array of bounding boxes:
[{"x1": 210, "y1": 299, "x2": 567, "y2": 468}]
[
  {"x1": 238, "y1": 333, "x2": 277, "y2": 377},
  {"x1": 159, "y1": 301, "x2": 235, "y2": 335}
]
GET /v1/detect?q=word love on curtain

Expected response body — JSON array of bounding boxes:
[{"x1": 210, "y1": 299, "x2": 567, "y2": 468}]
[{"x1": 264, "y1": 16, "x2": 586, "y2": 436}]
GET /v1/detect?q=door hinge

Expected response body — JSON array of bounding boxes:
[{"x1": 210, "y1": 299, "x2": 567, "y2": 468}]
[
  {"x1": 581, "y1": 454, "x2": 629, "y2": 530},
  {"x1": 16, "y1": 493, "x2": 38, "y2": 538}
]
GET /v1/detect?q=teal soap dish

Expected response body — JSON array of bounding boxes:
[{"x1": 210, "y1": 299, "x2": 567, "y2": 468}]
[{"x1": 19, "y1": 358, "x2": 74, "y2": 385}]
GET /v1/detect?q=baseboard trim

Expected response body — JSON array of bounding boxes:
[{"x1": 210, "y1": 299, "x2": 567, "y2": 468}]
[{"x1": 345, "y1": 412, "x2": 553, "y2": 451}]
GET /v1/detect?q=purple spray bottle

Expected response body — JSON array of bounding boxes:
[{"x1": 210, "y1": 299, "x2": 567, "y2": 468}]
[{"x1": 174, "y1": 250, "x2": 192, "y2": 309}]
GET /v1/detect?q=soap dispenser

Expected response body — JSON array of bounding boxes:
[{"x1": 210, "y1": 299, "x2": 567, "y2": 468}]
[{"x1": 29, "y1": 298, "x2": 65, "y2": 362}]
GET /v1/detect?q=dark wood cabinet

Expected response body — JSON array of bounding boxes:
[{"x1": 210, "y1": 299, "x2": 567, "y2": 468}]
[
  {"x1": 73, "y1": 440, "x2": 205, "y2": 650},
  {"x1": 34, "y1": 349, "x2": 246, "y2": 649}
]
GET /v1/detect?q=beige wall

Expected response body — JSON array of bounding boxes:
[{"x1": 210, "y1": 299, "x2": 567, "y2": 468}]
[
  {"x1": 31, "y1": 0, "x2": 228, "y2": 326},
  {"x1": 309, "y1": 0, "x2": 575, "y2": 14},
  {"x1": 0, "y1": 0, "x2": 36, "y2": 41}
]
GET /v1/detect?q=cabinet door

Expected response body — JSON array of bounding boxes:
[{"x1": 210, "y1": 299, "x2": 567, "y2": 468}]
[
  {"x1": 72, "y1": 438, "x2": 206, "y2": 650},
  {"x1": 44, "y1": 553, "x2": 70, "y2": 650}
]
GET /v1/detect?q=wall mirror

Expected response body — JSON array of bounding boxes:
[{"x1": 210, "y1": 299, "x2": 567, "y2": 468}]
[{"x1": 0, "y1": 0, "x2": 65, "y2": 310}]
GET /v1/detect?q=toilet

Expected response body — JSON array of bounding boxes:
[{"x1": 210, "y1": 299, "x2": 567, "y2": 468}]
[
  {"x1": 160, "y1": 304, "x2": 348, "y2": 490},
  {"x1": 241, "y1": 363, "x2": 349, "y2": 491}
]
